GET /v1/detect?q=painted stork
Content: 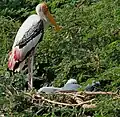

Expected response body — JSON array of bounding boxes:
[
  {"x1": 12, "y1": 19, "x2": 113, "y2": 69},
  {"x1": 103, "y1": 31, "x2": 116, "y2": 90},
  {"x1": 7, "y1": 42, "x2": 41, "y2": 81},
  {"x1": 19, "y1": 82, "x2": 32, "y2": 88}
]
[{"x1": 8, "y1": 2, "x2": 61, "y2": 89}]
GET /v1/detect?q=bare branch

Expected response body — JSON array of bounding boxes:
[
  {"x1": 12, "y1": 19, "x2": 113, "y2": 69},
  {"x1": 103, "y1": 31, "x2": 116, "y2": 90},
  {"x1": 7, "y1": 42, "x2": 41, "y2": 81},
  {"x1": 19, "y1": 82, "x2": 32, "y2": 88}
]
[{"x1": 82, "y1": 91, "x2": 117, "y2": 95}]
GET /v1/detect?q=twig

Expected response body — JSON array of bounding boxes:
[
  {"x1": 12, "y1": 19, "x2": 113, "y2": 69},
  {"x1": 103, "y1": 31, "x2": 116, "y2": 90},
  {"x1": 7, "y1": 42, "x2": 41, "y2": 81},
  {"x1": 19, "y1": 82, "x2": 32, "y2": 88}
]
[
  {"x1": 57, "y1": 91, "x2": 118, "y2": 97},
  {"x1": 82, "y1": 91, "x2": 117, "y2": 95},
  {"x1": 113, "y1": 96, "x2": 120, "y2": 99},
  {"x1": 82, "y1": 104, "x2": 96, "y2": 109},
  {"x1": 58, "y1": 90, "x2": 77, "y2": 93}
]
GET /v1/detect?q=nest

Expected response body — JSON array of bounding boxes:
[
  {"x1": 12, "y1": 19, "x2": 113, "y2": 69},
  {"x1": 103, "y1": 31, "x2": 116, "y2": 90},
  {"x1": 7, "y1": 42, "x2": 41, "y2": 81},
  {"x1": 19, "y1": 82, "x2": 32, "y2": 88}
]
[{"x1": 32, "y1": 91, "x2": 118, "y2": 109}]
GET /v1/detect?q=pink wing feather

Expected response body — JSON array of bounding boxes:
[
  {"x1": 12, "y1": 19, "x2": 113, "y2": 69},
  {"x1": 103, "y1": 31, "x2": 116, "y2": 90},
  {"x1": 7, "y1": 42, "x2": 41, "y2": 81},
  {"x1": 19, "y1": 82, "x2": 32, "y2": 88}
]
[{"x1": 8, "y1": 47, "x2": 21, "y2": 71}]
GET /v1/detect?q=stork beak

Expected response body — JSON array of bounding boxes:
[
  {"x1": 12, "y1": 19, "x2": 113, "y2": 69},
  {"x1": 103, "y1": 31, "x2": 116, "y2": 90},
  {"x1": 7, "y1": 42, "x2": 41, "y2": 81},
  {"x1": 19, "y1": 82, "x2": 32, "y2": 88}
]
[{"x1": 46, "y1": 11, "x2": 61, "y2": 31}]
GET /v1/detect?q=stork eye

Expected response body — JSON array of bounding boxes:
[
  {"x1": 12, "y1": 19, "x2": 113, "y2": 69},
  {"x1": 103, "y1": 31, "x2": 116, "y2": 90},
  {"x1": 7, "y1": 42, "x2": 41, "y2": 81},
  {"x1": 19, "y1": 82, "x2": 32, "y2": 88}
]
[
  {"x1": 73, "y1": 82, "x2": 77, "y2": 84},
  {"x1": 42, "y1": 5, "x2": 48, "y2": 14}
]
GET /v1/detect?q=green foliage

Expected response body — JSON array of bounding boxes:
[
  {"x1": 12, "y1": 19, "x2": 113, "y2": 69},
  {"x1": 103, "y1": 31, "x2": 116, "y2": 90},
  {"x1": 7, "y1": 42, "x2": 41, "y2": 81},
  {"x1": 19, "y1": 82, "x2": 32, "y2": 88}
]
[
  {"x1": 94, "y1": 95, "x2": 120, "y2": 117},
  {"x1": 0, "y1": 0, "x2": 120, "y2": 116},
  {"x1": 36, "y1": 0, "x2": 120, "y2": 90}
]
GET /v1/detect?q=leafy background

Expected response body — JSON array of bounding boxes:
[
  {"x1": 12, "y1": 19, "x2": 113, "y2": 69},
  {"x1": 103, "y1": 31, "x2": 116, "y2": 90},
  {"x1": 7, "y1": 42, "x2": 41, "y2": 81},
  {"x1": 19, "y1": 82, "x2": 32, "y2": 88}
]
[{"x1": 0, "y1": 0, "x2": 120, "y2": 116}]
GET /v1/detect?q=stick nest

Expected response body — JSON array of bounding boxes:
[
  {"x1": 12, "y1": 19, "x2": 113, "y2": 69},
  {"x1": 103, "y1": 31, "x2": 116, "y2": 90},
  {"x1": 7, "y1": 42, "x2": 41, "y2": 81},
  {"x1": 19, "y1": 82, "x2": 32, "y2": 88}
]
[{"x1": 32, "y1": 91, "x2": 119, "y2": 109}]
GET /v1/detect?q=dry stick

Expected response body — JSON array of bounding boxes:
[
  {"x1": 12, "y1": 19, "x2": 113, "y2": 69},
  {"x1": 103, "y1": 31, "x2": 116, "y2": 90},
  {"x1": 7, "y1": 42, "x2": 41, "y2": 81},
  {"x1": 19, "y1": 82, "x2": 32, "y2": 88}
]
[
  {"x1": 113, "y1": 96, "x2": 120, "y2": 99},
  {"x1": 73, "y1": 96, "x2": 84, "y2": 104},
  {"x1": 82, "y1": 104, "x2": 96, "y2": 109},
  {"x1": 58, "y1": 91, "x2": 117, "y2": 95},
  {"x1": 82, "y1": 91, "x2": 117, "y2": 95}
]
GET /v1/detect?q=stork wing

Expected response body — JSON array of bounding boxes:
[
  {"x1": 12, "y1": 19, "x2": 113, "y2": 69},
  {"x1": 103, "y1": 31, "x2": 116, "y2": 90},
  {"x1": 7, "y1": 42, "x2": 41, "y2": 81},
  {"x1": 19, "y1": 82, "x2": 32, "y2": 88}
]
[
  {"x1": 16, "y1": 20, "x2": 44, "y2": 48},
  {"x1": 8, "y1": 15, "x2": 44, "y2": 71}
]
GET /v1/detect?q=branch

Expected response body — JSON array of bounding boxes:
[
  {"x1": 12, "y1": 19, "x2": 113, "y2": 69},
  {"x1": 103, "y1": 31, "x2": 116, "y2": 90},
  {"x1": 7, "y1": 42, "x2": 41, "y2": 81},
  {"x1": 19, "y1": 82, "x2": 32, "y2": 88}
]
[
  {"x1": 82, "y1": 104, "x2": 96, "y2": 109},
  {"x1": 82, "y1": 91, "x2": 117, "y2": 95},
  {"x1": 58, "y1": 91, "x2": 117, "y2": 96}
]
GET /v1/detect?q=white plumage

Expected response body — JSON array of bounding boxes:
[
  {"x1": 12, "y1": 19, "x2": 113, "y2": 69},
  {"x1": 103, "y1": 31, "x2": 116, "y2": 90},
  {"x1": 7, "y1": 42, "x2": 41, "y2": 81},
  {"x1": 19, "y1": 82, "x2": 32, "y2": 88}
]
[
  {"x1": 37, "y1": 79, "x2": 81, "y2": 93},
  {"x1": 13, "y1": 15, "x2": 41, "y2": 47},
  {"x1": 13, "y1": 15, "x2": 43, "y2": 61}
]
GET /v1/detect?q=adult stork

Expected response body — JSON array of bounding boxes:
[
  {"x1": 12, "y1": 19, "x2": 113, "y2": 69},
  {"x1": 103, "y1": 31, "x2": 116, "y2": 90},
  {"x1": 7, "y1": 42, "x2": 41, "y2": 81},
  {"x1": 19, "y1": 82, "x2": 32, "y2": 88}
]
[{"x1": 8, "y1": 2, "x2": 61, "y2": 89}]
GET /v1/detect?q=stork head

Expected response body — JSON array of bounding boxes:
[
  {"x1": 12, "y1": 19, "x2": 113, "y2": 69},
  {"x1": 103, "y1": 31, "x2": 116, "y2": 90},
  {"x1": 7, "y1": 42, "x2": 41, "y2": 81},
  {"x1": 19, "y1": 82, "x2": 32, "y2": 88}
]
[
  {"x1": 65, "y1": 79, "x2": 78, "y2": 85},
  {"x1": 36, "y1": 3, "x2": 61, "y2": 31},
  {"x1": 62, "y1": 79, "x2": 81, "y2": 91}
]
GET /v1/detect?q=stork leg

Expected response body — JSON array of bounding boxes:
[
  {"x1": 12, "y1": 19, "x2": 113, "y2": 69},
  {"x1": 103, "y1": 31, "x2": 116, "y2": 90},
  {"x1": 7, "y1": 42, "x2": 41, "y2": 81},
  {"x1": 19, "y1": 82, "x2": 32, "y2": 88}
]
[
  {"x1": 28, "y1": 49, "x2": 35, "y2": 89},
  {"x1": 28, "y1": 56, "x2": 32, "y2": 89}
]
